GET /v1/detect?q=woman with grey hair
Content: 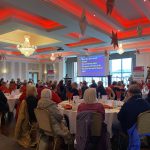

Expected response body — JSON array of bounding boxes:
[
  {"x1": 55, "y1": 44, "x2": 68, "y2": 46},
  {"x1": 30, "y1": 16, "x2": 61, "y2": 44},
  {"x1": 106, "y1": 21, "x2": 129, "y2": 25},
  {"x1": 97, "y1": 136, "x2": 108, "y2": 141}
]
[
  {"x1": 37, "y1": 89, "x2": 72, "y2": 145},
  {"x1": 77, "y1": 88, "x2": 105, "y2": 120}
]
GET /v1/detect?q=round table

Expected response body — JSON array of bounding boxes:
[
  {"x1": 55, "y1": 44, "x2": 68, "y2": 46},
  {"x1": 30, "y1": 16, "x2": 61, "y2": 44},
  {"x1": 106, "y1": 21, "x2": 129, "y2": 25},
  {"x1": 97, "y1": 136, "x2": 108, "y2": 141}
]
[
  {"x1": 5, "y1": 93, "x2": 21, "y2": 112},
  {"x1": 58, "y1": 100, "x2": 123, "y2": 137}
]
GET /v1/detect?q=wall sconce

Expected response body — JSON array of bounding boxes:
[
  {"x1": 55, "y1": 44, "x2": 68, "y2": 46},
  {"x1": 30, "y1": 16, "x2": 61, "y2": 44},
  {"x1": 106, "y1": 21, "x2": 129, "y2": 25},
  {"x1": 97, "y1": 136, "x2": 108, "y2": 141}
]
[
  {"x1": 44, "y1": 70, "x2": 47, "y2": 74},
  {"x1": 2, "y1": 68, "x2": 7, "y2": 74}
]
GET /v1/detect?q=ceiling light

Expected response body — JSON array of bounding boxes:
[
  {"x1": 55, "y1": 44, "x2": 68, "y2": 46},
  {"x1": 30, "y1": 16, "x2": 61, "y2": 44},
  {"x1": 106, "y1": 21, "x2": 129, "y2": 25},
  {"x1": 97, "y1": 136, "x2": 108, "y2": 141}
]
[
  {"x1": 17, "y1": 35, "x2": 37, "y2": 57},
  {"x1": 117, "y1": 43, "x2": 124, "y2": 55},
  {"x1": 50, "y1": 53, "x2": 56, "y2": 61},
  {"x1": 93, "y1": 14, "x2": 96, "y2": 16}
]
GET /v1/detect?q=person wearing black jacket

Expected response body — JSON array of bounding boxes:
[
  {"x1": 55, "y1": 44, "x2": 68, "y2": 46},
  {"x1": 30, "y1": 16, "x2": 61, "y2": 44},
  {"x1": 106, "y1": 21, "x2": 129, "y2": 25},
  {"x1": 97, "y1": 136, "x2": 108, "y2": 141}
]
[
  {"x1": 96, "y1": 81, "x2": 107, "y2": 98},
  {"x1": 118, "y1": 85, "x2": 150, "y2": 133},
  {"x1": 0, "y1": 90, "x2": 9, "y2": 113},
  {"x1": 71, "y1": 82, "x2": 79, "y2": 96}
]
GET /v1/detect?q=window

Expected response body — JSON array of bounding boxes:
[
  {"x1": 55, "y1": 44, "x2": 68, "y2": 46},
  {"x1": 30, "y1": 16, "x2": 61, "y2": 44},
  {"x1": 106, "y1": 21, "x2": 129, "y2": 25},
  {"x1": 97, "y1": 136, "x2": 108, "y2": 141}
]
[{"x1": 110, "y1": 58, "x2": 132, "y2": 84}]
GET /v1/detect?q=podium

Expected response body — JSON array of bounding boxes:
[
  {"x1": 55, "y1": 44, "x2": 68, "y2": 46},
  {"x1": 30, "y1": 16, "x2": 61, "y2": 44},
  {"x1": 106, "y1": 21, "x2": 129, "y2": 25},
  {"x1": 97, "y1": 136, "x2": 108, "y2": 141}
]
[{"x1": 64, "y1": 77, "x2": 72, "y2": 85}]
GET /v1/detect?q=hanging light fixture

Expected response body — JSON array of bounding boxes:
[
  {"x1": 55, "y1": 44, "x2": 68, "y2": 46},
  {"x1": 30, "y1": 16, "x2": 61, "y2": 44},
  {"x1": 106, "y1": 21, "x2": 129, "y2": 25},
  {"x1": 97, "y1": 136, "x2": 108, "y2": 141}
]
[
  {"x1": 117, "y1": 43, "x2": 124, "y2": 55},
  {"x1": 50, "y1": 53, "x2": 56, "y2": 61},
  {"x1": 17, "y1": 35, "x2": 37, "y2": 57}
]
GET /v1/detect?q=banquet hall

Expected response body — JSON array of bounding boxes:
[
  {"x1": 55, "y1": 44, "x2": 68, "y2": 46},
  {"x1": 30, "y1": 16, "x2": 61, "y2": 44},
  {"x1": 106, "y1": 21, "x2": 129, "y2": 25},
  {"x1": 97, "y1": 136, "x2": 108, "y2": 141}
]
[{"x1": 0, "y1": 0, "x2": 150, "y2": 150}]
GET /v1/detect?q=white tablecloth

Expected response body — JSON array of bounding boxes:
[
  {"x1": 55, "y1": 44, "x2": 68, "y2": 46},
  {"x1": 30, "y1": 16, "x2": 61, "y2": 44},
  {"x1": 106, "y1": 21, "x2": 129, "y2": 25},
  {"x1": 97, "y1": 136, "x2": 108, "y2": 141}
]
[
  {"x1": 58, "y1": 100, "x2": 122, "y2": 137},
  {"x1": 5, "y1": 94, "x2": 21, "y2": 112}
]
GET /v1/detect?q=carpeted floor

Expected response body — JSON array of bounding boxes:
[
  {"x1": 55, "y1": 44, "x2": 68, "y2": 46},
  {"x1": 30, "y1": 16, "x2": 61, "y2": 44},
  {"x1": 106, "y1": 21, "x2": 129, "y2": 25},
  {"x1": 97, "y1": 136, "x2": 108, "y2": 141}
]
[{"x1": 0, "y1": 134, "x2": 33, "y2": 150}]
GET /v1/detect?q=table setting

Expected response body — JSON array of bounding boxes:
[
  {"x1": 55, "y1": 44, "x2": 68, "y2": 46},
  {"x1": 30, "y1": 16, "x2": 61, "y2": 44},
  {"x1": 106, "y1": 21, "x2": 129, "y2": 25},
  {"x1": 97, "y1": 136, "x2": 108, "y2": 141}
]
[
  {"x1": 58, "y1": 96, "x2": 124, "y2": 137},
  {"x1": 5, "y1": 90, "x2": 22, "y2": 112}
]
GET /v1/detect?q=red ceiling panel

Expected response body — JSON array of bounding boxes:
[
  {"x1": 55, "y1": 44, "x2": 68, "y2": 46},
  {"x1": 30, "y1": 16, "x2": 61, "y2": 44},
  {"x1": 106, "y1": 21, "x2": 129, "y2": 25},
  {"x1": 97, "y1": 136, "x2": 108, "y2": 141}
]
[
  {"x1": 0, "y1": 7, "x2": 64, "y2": 30},
  {"x1": 66, "y1": 37, "x2": 103, "y2": 47}
]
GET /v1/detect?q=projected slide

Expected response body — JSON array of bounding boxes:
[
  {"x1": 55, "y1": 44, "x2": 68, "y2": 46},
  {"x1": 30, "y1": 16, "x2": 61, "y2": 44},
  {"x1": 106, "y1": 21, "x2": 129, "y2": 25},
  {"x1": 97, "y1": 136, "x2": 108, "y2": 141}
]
[{"x1": 77, "y1": 55, "x2": 105, "y2": 77}]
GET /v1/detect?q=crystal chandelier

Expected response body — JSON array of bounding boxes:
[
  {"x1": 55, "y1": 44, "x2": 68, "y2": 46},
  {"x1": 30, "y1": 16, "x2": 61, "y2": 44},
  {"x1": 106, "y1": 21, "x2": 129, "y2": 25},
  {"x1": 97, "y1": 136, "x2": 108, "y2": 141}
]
[
  {"x1": 17, "y1": 35, "x2": 37, "y2": 57},
  {"x1": 50, "y1": 53, "x2": 56, "y2": 61},
  {"x1": 117, "y1": 43, "x2": 124, "y2": 55}
]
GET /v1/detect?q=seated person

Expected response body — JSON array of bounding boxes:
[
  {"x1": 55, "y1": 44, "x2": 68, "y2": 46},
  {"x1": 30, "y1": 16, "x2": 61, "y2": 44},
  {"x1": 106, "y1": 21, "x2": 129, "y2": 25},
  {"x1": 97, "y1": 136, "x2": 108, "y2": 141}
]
[
  {"x1": 15, "y1": 85, "x2": 38, "y2": 148},
  {"x1": 57, "y1": 80, "x2": 66, "y2": 100},
  {"x1": 37, "y1": 89, "x2": 72, "y2": 144},
  {"x1": 0, "y1": 90, "x2": 9, "y2": 114},
  {"x1": 81, "y1": 81, "x2": 88, "y2": 98},
  {"x1": 78, "y1": 88, "x2": 105, "y2": 120},
  {"x1": 71, "y1": 82, "x2": 79, "y2": 97},
  {"x1": 96, "y1": 81, "x2": 107, "y2": 98},
  {"x1": 90, "y1": 80, "x2": 97, "y2": 88},
  {"x1": 0, "y1": 82, "x2": 10, "y2": 93},
  {"x1": 51, "y1": 84, "x2": 62, "y2": 104},
  {"x1": 9, "y1": 81, "x2": 17, "y2": 93},
  {"x1": 145, "y1": 90, "x2": 150, "y2": 104},
  {"x1": 118, "y1": 84, "x2": 150, "y2": 133}
]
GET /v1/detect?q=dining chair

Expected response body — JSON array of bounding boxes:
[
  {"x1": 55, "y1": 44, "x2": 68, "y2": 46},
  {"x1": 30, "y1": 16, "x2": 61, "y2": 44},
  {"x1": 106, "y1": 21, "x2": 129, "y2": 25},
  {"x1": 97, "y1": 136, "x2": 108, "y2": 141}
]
[
  {"x1": 34, "y1": 108, "x2": 58, "y2": 150},
  {"x1": 76, "y1": 111, "x2": 105, "y2": 150},
  {"x1": 137, "y1": 110, "x2": 150, "y2": 135}
]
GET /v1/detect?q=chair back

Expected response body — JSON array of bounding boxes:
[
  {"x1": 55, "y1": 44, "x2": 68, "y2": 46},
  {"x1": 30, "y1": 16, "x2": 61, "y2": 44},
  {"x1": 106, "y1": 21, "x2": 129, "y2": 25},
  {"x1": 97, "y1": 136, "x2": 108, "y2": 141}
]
[
  {"x1": 77, "y1": 111, "x2": 103, "y2": 137},
  {"x1": 76, "y1": 111, "x2": 103, "y2": 150},
  {"x1": 137, "y1": 110, "x2": 150, "y2": 135},
  {"x1": 91, "y1": 112, "x2": 103, "y2": 136},
  {"x1": 34, "y1": 108, "x2": 54, "y2": 136}
]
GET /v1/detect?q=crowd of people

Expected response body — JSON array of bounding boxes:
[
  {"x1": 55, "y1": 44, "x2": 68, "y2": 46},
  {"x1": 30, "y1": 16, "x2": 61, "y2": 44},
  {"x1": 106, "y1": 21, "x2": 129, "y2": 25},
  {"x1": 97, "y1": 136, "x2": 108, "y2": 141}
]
[{"x1": 0, "y1": 77, "x2": 150, "y2": 149}]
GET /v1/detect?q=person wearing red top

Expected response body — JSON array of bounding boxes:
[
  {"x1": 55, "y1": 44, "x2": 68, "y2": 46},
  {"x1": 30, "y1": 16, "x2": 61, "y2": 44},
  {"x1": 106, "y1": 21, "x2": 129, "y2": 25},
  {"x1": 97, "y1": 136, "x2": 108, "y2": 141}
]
[
  {"x1": 0, "y1": 82, "x2": 10, "y2": 93},
  {"x1": 9, "y1": 81, "x2": 17, "y2": 93},
  {"x1": 51, "y1": 84, "x2": 62, "y2": 104},
  {"x1": 146, "y1": 80, "x2": 150, "y2": 89},
  {"x1": 78, "y1": 88, "x2": 105, "y2": 120},
  {"x1": 37, "y1": 81, "x2": 45, "y2": 100}
]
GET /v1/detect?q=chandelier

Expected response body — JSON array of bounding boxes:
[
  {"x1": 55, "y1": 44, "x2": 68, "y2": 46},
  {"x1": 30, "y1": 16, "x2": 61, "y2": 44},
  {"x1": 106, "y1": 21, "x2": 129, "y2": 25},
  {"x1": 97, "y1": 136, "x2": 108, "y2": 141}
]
[
  {"x1": 17, "y1": 35, "x2": 37, "y2": 57},
  {"x1": 117, "y1": 43, "x2": 124, "y2": 55}
]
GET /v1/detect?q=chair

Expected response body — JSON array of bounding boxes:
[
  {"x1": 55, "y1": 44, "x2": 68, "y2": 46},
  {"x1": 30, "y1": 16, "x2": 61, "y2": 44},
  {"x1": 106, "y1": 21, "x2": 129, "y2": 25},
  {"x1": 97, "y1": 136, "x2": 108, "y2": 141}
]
[
  {"x1": 34, "y1": 108, "x2": 57, "y2": 150},
  {"x1": 127, "y1": 111, "x2": 150, "y2": 150},
  {"x1": 137, "y1": 110, "x2": 150, "y2": 135},
  {"x1": 76, "y1": 111, "x2": 105, "y2": 150}
]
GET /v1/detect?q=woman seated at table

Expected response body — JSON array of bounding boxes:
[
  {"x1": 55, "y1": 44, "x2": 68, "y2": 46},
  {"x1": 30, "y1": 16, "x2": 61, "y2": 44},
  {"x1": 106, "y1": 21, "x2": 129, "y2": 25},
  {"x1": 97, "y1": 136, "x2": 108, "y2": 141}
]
[
  {"x1": 51, "y1": 84, "x2": 62, "y2": 104},
  {"x1": 71, "y1": 82, "x2": 79, "y2": 97},
  {"x1": 9, "y1": 81, "x2": 17, "y2": 93},
  {"x1": 15, "y1": 85, "x2": 38, "y2": 148},
  {"x1": 0, "y1": 82, "x2": 10, "y2": 93},
  {"x1": 37, "y1": 89, "x2": 72, "y2": 145},
  {"x1": 78, "y1": 88, "x2": 105, "y2": 120}
]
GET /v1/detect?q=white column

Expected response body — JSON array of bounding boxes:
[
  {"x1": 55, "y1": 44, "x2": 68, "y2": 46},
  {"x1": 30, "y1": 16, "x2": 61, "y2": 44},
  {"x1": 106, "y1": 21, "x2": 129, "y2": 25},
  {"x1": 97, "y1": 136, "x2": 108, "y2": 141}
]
[
  {"x1": 58, "y1": 58, "x2": 66, "y2": 80},
  {"x1": 11, "y1": 61, "x2": 15, "y2": 79},
  {"x1": 18, "y1": 62, "x2": 22, "y2": 79}
]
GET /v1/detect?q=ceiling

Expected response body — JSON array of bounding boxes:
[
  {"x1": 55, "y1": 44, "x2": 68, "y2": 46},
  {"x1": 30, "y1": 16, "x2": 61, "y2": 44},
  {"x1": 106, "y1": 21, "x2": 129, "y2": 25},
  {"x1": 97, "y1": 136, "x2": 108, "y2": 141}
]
[{"x1": 0, "y1": 0, "x2": 150, "y2": 61}]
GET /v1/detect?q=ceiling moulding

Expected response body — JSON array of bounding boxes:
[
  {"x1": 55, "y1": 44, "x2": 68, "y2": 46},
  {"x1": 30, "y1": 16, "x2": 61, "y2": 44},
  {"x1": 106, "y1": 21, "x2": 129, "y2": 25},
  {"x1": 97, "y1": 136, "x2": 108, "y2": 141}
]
[{"x1": 0, "y1": 7, "x2": 65, "y2": 31}]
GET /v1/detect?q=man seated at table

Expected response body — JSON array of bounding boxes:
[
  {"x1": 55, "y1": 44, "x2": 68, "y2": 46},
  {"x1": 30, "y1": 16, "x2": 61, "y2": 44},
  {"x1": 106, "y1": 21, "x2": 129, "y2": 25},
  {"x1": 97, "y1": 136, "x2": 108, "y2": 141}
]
[
  {"x1": 78, "y1": 88, "x2": 105, "y2": 120},
  {"x1": 118, "y1": 84, "x2": 150, "y2": 133}
]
